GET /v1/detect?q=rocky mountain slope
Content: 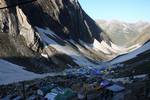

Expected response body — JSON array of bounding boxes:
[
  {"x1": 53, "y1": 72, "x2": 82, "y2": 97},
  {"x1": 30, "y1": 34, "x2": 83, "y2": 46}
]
[
  {"x1": 96, "y1": 20, "x2": 150, "y2": 46},
  {"x1": 0, "y1": 0, "x2": 118, "y2": 74},
  {"x1": 0, "y1": 0, "x2": 150, "y2": 85}
]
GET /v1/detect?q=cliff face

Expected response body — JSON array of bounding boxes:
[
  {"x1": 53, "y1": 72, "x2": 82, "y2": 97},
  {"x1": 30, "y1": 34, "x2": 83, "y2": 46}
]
[
  {"x1": 0, "y1": 0, "x2": 115, "y2": 73},
  {"x1": 1, "y1": 0, "x2": 102, "y2": 43}
]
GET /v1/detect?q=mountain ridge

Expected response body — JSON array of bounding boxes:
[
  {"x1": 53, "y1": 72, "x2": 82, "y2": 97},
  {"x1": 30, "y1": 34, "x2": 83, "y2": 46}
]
[
  {"x1": 96, "y1": 19, "x2": 150, "y2": 46},
  {"x1": 0, "y1": 0, "x2": 149, "y2": 86},
  {"x1": 0, "y1": 0, "x2": 113, "y2": 74}
]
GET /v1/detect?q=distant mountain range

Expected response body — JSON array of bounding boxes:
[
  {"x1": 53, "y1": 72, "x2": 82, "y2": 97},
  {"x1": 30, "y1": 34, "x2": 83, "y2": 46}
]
[{"x1": 96, "y1": 20, "x2": 150, "y2": 47}]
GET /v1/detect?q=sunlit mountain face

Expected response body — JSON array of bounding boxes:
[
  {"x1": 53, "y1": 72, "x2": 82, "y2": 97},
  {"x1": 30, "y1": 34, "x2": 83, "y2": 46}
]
[{"x1": 96, "y1": 19, "x2": 150, "y2": 47}]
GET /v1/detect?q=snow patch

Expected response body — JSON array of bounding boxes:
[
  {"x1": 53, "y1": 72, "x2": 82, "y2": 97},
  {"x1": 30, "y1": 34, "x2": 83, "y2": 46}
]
[
  {"x1": 93, "y1": 39, "x2": 112, "y2": 54},
  {"x1": 0, "y1": 59, "x2": 42, "y2": 85},
  {"x1": 110, "y1": 41, "x2": 150, "y2": 64},
  {"x1": 108, "y1": 74, "x2": 148, "y2": 84},
  {"x1": 36, "y1": 27, "x2": 97, "y2": 67}
]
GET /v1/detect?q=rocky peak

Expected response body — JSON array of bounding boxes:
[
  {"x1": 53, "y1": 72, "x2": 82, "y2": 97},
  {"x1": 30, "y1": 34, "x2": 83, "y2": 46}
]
[
  {"x1": 0, "y1": 0, "x2": 108, "y2": 73},
  {"x1": 0, "y1": 0, "x2": 103, "y2": 43}
]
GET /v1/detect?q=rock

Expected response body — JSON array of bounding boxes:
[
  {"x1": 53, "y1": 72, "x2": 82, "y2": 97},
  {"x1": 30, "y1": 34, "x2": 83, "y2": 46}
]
[
  {"x1": 100, "y1": 80, "x2": 111, "y2": 88},
  {"x1": 86, "y1": 93, "x2": 100, "y2": 100},
  {"x1": 37, "y1": 84, "x2": 56, "y2": 96},
  {"x1": 77, "y1": 93, "x2": 85, "y2": 100},
  {"x1": 71, "y1": 83, "x2": 82, "y2": 92},
  {"x1": 0, "y1": 0, "x2": 102, "y2": 43},
  {"x1": 0, "y1": 0, "x2": 104, "y2": 73},
  {"x1": 51, "y1": 87, "x2": 64, "y2": 94}
]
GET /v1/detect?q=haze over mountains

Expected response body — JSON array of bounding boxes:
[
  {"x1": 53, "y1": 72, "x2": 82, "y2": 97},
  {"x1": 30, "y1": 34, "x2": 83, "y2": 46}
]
[{"x1": 96, "y1": 19, "x2": 150, "y2": 47}]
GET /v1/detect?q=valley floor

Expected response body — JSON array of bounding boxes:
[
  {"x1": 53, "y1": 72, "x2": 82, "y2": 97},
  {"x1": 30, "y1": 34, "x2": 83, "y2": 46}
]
[{"x1": 0, "y1": 66, "x2": 150, "y2": 100}]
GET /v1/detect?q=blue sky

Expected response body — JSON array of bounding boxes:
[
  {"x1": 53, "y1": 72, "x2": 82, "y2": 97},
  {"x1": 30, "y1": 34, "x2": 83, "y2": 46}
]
[{"x1": 79, "y1": 0, "x2": 150, "y2": 22}]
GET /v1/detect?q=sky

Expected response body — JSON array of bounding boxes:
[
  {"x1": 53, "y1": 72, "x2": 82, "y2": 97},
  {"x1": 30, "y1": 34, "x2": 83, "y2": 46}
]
[{"x1": 78, "y1": 0, "x2": 150, "y2": 22}]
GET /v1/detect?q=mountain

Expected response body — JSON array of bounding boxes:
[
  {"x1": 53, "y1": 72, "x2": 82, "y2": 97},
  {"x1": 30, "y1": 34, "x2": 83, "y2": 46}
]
[
  {"x1": 0, "y1": 0, "x2": 124, "y2": 80},
  {"x1": 110, "y1": 40, "x2": 150, "y2": 65},
  {"x1": 0, "y1": 1, "x2": 150, "y2": 99},
  {"x1": 0, "y1": 0, "x2": 150, "y2": 87},
  {"x1": 96, "y1": 20, "x2": 150, "y2": 46}
]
